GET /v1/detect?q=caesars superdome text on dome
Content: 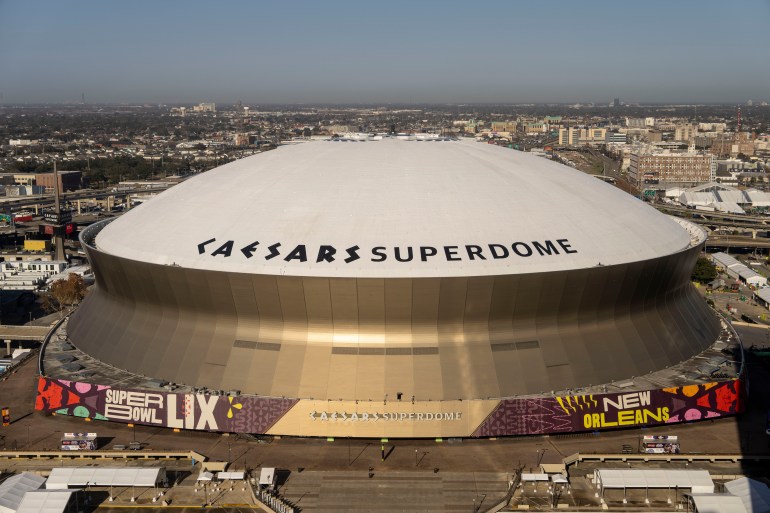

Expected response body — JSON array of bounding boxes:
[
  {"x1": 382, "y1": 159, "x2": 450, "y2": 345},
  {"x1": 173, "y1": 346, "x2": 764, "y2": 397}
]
[{"x1": 196, "y1": 237, "x2": 578, "y2": 264}]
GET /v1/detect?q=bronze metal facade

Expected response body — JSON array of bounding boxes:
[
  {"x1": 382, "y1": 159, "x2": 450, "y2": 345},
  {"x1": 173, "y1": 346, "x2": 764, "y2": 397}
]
[{"x1": 69, "y1": 220, "x2": 718, "y2": 403}]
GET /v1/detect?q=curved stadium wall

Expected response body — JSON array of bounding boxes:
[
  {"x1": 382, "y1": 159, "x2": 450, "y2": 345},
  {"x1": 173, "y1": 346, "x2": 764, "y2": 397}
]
[{"x1": 68, "y1": 218, "x2": 719, "y2": 403}]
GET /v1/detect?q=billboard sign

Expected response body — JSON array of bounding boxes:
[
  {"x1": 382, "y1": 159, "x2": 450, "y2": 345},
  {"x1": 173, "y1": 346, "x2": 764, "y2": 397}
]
[
  {"x1": 43, "y1": 210, "x2": 72, "y2": 224},
  {"x1": 642, "y1": 435, "x2": 680, "y2": 454}
]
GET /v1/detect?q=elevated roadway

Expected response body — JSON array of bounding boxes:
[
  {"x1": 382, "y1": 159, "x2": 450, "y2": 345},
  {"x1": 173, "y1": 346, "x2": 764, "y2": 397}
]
[
  {"x1": 0, "y1": 185, "x2": 173, "y2": 212},
  {"x1": 0, "y1": 325, "x2": 52, "y2": 341},
  {"x1": 654, "y1": 203, "x2": 770, "y2": 225},
  {"x1": 705, "y1": 235, "x2": 770, "y2": 249}
]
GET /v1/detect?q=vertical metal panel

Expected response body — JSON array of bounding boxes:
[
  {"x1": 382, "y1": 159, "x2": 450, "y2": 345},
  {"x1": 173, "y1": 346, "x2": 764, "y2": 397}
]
[
  {"x1": 326, "y1": 353, "x2": 359, "y2": 400},
  {"x1": 297, "y1": 346, "x2": 333, "y2": 399},
  {"x1": 303, "y1": 278, "x2": 334, "y2": 345},
  {"x1": 329, "y1": 278, "x2": 359, "y2": 343},
  {"x1": 384, "y1": 279, "x2": 412, "y2": 346},
  {"x1": 357, "y1": 279, "x2": 386, "y2": 344}
]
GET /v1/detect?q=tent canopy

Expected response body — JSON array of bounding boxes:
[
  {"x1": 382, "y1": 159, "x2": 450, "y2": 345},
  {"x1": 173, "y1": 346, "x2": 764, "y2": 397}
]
[
  {"x1": 0, "y1": 473, "x2": 46, "y2": 513},
  {"x1": 689, "y1": 493, "x2": 748, "y2": 513},
  {"x1": 45, "y1": 467, "x2": 165, "y2": 490},
  {"x1": 521, "y1": 473, "x2": 549, "y2": 482},
  {"x1": 217, "y1": 472, "x2": 245, "y2": 481},
  {"x1": 725, "y1": 477, "x2": 770, "y2": 513},
  {"x1": 595, "y1": 469, "x2": 713, "y2": 494},
  {"x1": 259, "y1": 468, "x2": 275, "y2": 487},
  {"x1": 16, "y1": 491, "x2": 74, "y2": 513}
]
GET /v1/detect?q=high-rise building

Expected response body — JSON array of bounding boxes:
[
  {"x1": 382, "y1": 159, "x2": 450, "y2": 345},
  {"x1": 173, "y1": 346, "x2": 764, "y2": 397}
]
[
  {"x1": 192, "y1": 102, "x2": 216, "y2": 113},
  {"x1": 674, "y1": 124, "x2": 698, "y2": 142},
  {"x1": 629, "y1": 151, "x2": 715, "y2": 187},
  {"x1": 558, "y1": 127, "x2": 607, "y2": 146}
]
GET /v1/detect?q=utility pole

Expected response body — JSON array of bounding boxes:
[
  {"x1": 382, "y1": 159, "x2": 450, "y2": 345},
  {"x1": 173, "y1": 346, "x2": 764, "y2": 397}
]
[{"x1": 52, "y1": 162, "x2": 67, "y2": 262}]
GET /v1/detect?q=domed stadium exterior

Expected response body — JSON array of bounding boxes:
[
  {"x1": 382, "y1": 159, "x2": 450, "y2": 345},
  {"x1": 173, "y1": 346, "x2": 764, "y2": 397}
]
[{"x1": 36, "y1": 137, "x2": 743, "y2": 438}]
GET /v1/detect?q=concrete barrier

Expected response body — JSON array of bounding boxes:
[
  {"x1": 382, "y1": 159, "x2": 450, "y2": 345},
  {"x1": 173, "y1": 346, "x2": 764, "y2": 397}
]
[
  {"x1": 0, "y1": 449, "x2": 207, "y2": 462},
  {"x1": 563, "y1": 452, "x2": 770, "y2": 467}
]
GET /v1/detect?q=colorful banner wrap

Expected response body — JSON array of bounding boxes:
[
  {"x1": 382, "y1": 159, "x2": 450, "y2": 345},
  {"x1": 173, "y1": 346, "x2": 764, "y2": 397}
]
[
  {"x1": 472, "y1": 380, "x2": 744, "y2": 437},
  {"x1": 36, "y1": 377, "x2": 297, "y2": 434},
  {"x1": 36, "y1": 376, "x2": 744, "y2": 437}
]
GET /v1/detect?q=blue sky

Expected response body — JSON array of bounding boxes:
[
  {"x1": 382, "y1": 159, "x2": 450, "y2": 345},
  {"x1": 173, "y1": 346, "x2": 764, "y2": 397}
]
[{"x1": 0, "y1": 0, "x2": 768, "y2": 104}]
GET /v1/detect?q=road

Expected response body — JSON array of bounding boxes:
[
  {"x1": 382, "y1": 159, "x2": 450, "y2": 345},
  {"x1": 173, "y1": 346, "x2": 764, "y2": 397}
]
[{"x1": 0, "y1": 185, "x2": 173, "y2": 212}]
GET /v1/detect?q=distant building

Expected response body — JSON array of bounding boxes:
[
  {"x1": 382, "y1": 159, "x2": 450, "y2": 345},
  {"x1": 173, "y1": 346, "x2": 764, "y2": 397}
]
[
  {"x1": 324, "y1": 125, "x2": 355, "y2": 134},
  {"x1": 698, "y1": 122, "x2": 726, "y2": 132},
  {"x1": 613, "y1": 98, "x2": 620, "y2": 107},
  {"x1": 6, "y1": 185, "x2": 45, "y2": 196},
  {"x1": 192, "y1": 103, "x2": 216, "y2": 113},
  {"x1": 0, "y1": 259, "x2": 68, "y2": 290},
  {"x1": 234, "y1": 133, "x2": 251, "y2": 146},
  {"x1": 629, "y1": 151, "x2": 715, "y2": 187},
  {"x1": 490, "y1": 122, "x2": 516, "y2": 133},
  {"x1": 34, "y1": 170, "x2": 88, "y2": 193},
  {"x1": 542, "y1": 115, "x2": 562, "y2": 126},
  {"x1": 607, "y1": 132, "x2": 627, "y2": 144},
  {"x1": 521, "y1": 122, "x2": 548, "y2": 134},
  {"x1": 13, "y1": 174, "x2": 35, "y2": 186},
  {"x1": 558, "y1": 127, "x2": 607, "y2": 146},
  {"x1": 674, "y1": 124, "x2": 698, "y2": 142}
]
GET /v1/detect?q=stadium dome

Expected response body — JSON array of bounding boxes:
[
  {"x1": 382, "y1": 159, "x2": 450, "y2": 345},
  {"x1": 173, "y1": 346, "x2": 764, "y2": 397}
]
[{"x1": 70, "y1": 138, "x2": 718, "y2": 408}]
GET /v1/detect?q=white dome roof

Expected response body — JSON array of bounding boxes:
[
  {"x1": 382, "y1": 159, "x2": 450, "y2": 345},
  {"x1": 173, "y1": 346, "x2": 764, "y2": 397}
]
[{"x1": 96, "y1": 138, "x2": 692, "y2": 278}]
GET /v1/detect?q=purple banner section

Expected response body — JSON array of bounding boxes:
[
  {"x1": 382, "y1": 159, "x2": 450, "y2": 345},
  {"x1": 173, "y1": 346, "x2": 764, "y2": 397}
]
[
  {"x1": 473, "y1": 380, "x2": 744, "y2": 437},
  {"x1": 36, "y1": 377, "x2": 297, "y2": 434}
]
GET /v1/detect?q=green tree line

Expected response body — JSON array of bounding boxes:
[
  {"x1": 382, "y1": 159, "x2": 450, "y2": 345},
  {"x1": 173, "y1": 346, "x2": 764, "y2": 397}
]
[{"x1": 12, "y1": 157, "x2": 192, "y2": 187}]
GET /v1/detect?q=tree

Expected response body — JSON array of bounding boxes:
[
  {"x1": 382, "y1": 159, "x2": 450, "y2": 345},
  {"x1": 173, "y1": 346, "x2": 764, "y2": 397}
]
[
  {"x1": 692, "y1": 257, "x2": 717, "y2": 284},
  {"x1": 43, "y1": 274, "x2": 88, "y2": 317}
]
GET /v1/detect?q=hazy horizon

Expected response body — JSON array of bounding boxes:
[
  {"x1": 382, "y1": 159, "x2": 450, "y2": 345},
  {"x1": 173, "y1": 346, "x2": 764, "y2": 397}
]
[{"x1": 1, "y1": 0, "x2": 768, "y2": 105}]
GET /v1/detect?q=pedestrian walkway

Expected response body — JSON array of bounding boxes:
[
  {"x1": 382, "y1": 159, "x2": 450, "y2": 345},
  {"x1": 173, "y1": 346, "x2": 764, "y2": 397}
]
[{"x1": 279, "y1": 470, "x2": 509, "y2": 513}]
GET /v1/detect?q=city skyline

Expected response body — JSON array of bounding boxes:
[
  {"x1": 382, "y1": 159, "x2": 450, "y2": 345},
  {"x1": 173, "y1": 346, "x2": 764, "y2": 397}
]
[{"x1": 1, "y1": 0, "x2": 769, "y2": 105}]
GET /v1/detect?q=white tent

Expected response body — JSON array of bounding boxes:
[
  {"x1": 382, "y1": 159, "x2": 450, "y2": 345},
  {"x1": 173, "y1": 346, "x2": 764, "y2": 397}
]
[
  {"x1": 196, "y1": 472, "x2": 214, "y2": 482},
  {"x1": 0, "y1": 473, "x2": 46, "y2": 513},
  {"x1": 521, "y1": 473, "x2": 549, "y2": 482},
  {"x1": 550, "y1": 475, "x2": 569, "y2": 484},
  {"x1": 710, "y1": 252, "x2": 768, "y2": 287},
  {"x1": 217, "y1": 472, "x2": 245, "y2": 481},
  {"x1": 45, "y1": 467, "x2": 166, "y2": 490},
  {"x1": 725, "y1": 477, "x2": 770, "y2": 513},
  {"x1": 259, "y1": 468, "x2": 275, "y2": 487},
  {"x1": 15, "y1": 491, "x2": 74, "y2": 513},
  {"x1": 689, "y1": 493, "x2": 749, "y2": 513},
  {"x1": 595, "y1": 469, "x2": 714, "y2": 498}
]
